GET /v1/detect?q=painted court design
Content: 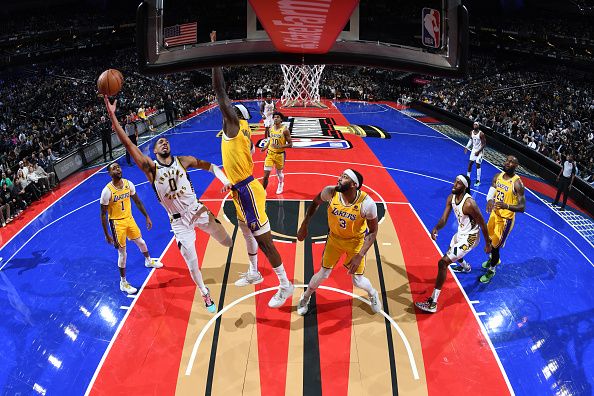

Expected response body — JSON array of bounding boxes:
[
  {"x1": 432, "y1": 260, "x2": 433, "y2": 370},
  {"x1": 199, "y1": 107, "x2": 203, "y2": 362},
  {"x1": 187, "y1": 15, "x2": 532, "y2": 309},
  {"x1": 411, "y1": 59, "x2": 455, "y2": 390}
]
[{"x1": 0, "y1": 101, "x2": 592, "y2": 396}]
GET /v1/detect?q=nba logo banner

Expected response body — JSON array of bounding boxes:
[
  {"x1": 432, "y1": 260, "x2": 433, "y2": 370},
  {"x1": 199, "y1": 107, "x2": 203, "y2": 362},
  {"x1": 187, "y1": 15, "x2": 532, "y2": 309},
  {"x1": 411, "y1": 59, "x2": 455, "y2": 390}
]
[{"x1": 422, "y1": 8, "x2": 441, "y2": 49}]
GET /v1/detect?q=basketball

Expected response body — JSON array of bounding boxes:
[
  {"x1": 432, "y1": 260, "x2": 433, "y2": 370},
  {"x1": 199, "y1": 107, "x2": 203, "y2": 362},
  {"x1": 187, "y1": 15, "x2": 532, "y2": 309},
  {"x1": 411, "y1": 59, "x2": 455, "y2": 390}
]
[{"x1": 97, "y1": 69, "x2": 123, "y2": 96}]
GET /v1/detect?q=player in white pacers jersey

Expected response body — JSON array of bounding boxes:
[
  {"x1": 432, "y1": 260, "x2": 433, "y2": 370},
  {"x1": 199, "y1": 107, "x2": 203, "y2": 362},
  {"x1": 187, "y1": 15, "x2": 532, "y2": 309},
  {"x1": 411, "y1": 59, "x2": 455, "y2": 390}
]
[
  {"x1": 464, "y1": 122, "x2": 486, "y2": 186},
  {"x1": 103, "y1": 96, "x2": 233, "y2": 314},
  {"x1": 260, "y1": 92, "x2": 275, "y2": 137},
  {"x1": 415, "y1": 175, "x2": 490, "y2": 313}
]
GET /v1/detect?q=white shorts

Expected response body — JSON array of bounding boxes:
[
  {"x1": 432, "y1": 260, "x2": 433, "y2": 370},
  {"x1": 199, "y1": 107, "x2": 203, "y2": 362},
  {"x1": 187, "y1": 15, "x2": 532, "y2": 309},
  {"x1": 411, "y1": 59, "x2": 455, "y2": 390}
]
[
  {"x1": 264, "y1": 116, "x2": 273, "y2": 128},
  {"x1": 446, "y1": 232, "x2": 479, "y2": 262},
  {"x1": 469, "y1": 150, "x2": 483, "y2": 164},
  {"x1": 170, "y1": 203, "x2": 228, "y2": 248}
]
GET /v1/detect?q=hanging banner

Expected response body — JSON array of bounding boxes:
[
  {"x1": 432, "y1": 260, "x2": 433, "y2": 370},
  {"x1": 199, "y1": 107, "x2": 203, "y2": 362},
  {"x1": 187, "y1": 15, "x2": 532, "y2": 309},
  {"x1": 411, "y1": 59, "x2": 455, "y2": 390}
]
[{"x1": 249, "y1": 0, "x2": 359, "y2": 54}]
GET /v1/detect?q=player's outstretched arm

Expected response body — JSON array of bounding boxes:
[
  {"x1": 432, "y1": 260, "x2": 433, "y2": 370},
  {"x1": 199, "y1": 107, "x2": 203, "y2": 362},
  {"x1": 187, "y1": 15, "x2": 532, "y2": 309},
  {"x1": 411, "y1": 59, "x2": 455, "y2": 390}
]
[
  {"x1": 179, "y1": 156, "x2": 232, "y2": 192},
  {"x1": 431, "y1": 194, "x2": 453, "y2": 240},
  {"x1": 210, "y1": 31, "x2": 240, "y2": 138},
  {"x1": 103, "y1": 96, "x2": 155, "y2": 182},
  {"x1": 297, "y1": 189, "x2": 327, "y2": 241}
]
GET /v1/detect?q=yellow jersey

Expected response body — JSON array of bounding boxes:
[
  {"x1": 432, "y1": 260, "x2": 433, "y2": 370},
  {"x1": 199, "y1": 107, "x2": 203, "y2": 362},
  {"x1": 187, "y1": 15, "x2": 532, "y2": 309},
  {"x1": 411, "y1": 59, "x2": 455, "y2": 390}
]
[
  {"x1": 221, "y1": 119, "x2": 253, "y2": 185},
  {"x1": 268, "y1": 124, "x2": 287, "y2": 154},
  {"x1": 493, "y1": 172, "x2": 520, "y2": 219},
  {"x1": 105, "y1": 179, "x2": 133, "y2": 220},
  {"x1": 327, "y1": 190, "x2": 369, "y2": 239}
]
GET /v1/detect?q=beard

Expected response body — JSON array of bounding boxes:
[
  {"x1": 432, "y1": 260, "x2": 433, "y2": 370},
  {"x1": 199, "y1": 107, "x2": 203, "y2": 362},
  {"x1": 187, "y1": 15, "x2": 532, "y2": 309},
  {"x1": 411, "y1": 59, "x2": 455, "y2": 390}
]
[
  {"x1": 336, "y1": 182, "x2": 349, "y2": 192},
  {"x1": 503, "y1": 166, "x2": 515, "y2": 176}
]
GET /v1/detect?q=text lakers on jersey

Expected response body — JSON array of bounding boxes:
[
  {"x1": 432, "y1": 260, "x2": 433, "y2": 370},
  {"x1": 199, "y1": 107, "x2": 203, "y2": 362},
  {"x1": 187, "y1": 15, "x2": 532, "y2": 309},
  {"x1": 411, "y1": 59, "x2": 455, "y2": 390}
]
[{"x1": 100, "y1": 179, "x2": 136, "y2": 220}]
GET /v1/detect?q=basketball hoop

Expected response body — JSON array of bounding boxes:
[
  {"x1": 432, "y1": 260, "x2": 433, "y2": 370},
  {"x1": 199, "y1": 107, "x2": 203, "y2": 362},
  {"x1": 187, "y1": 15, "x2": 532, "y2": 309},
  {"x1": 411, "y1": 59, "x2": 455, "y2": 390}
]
[{"x1": 280, "y1": 64, "x2": 326, "y2": 108}]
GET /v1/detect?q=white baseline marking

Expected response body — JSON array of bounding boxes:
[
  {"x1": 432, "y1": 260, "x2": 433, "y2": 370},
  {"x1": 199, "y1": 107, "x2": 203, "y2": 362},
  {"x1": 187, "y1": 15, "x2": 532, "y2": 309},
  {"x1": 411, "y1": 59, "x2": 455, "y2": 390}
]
[
  {"x1": 184, "y1": 284, "x2": 420, "y2": 380},
  {"x1": 406, "y1": 203, "x2": 515, "y2": 395},
  {"x1": 83, "y1": 237, "x2": 175, "y2": 396}
]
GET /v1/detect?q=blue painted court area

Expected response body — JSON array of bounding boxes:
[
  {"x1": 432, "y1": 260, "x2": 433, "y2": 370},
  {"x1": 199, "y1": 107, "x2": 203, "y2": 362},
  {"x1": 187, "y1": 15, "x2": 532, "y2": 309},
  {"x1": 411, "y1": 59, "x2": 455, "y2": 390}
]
[
  {"x1": 0, "y1": 101, "x2": 593, "y2": 395},
  {"x1": 336, "y1": 101, "x2": 594, "y2": 396}
]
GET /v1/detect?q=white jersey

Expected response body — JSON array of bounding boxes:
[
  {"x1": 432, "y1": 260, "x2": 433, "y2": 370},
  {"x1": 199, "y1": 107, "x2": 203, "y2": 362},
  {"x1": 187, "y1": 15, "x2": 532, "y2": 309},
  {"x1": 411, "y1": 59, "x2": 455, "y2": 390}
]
[
  {"x1": 263, "y1": 101, "x2": 275, "y2": 118},
  {"x1": 153, "y1": 157, "x2": 198, "y2": 217},
  {"x1": 451, "y1": 193, "x2": 479, "y2": 235},
  {"x1": 471, "y1": 130, "x2": 482, "y2": 152}
]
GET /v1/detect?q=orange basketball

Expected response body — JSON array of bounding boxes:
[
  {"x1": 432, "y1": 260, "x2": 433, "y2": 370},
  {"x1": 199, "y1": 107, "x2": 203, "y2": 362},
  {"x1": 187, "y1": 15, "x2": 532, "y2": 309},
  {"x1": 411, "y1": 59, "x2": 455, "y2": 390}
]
[{"x1": 97, "y1": 69, "x2": 124, "y2": 96}]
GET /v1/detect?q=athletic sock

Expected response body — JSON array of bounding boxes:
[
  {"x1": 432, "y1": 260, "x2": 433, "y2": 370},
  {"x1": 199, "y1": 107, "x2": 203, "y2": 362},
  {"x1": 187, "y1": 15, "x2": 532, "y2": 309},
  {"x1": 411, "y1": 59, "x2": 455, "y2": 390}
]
[
  {"x1": 248, "y1": 253, "x2": 258, "y2": 275},
  {"x1": 273, "y1": 264, "x2": 290, "y2": 288},
  {"x1": 431, "y1": 288, "x2": 441, "y2": 303},
  {"x1": 467, "y1": 171, "x2": 471, "y2": 178},
  {"x1": 477, "y1": 168, "x2": 482, "y2": 182}
]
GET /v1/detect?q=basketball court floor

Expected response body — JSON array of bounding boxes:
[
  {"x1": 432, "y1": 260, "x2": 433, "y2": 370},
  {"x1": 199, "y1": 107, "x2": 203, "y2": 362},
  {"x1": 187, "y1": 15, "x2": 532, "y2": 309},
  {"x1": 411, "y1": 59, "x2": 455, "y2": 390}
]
[{"x1": 1, "y1": 100, "x2": 592, "y2": 396}]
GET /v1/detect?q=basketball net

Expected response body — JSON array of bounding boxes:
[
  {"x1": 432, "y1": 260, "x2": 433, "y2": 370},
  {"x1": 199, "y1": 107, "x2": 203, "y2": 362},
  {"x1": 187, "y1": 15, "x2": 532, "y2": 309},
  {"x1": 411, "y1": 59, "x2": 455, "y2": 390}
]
[{"x1": 280, "y1": 64, "x2": 326, "y2": 108}]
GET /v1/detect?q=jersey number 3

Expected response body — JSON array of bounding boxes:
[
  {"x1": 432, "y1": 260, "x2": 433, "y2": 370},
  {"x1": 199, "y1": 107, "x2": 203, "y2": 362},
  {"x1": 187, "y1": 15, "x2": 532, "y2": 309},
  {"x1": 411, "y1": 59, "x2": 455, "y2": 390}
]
[{"x1": 339, "y1": 218, "x2": 347, "y2": 229}]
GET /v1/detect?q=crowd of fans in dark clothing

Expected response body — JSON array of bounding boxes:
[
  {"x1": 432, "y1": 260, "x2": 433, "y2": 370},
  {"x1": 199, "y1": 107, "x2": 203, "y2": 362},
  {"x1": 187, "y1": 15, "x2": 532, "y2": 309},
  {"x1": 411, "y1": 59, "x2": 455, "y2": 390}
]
[
  {"x1": 1, "y1": 50, "x2": 593, "y2": 227},
  {"x1": 420, "y1": 57, "x2": 594, "y2": 185}
]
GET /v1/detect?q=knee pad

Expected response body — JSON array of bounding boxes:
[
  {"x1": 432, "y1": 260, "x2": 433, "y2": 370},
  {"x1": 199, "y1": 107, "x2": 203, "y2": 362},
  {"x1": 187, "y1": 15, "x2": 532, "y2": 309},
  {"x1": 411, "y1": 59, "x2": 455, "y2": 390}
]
[
  {"x1": 117, "y1": 247, "x2": 127, "y2": 268},
  {"x1": 239, "y1": 221, "x2": 258, "y2": 255},
  {"x1": 132, "y1": 237, "x2": 148, "y2": 253}
]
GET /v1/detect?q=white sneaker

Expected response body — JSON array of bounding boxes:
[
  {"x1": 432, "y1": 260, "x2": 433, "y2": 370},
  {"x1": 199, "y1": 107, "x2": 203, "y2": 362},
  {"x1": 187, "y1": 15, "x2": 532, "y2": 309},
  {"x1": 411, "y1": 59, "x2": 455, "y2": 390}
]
[
  {"x1": 369, "y1": 291, "x2": 382, "y2": 313},
  {"x1": 145, "y1": 258, "x2": 163, "y2": 268},
  {"x1": 120, "y1": 280, "x2": 137, "y2": 294},
  {"x1": 234, "y1": 271, "x2": 264, "y2": 287},
  {"x1": 268, "y1": 283, "x2": 294, "y2": 308},
  {"x1": 276, "y1": 182, "x2": 284, "y2": 195},
  {"x1": 297, "y1": 292, "x2": 311, "y2": 315}
]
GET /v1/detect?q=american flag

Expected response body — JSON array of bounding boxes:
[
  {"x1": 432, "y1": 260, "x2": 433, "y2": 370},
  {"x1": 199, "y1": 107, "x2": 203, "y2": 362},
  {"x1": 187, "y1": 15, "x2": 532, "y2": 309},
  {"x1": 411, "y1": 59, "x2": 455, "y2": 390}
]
[{"x1": 164, "y1": 22, "x2": 197, "y2": 47}]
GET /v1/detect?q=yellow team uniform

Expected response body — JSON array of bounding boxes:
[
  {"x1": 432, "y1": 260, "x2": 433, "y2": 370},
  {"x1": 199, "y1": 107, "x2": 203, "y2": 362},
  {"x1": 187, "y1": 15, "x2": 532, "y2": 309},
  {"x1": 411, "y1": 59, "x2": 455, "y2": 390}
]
[
  {"x1": 105, "y1": 179, "x2": 141, "y2": 247},
  {"x1": 221, "y1": 119, "x2": 269, "y2": 232},
  {"x1": 323, "y1": 190, "x2": 369, "y2": 275},
  {"x1": 264, "y1": 124, "x2": 287, "y2": 170},
  {"x1": 488, "y1": 172, "x2": 520, "y2": 248}
]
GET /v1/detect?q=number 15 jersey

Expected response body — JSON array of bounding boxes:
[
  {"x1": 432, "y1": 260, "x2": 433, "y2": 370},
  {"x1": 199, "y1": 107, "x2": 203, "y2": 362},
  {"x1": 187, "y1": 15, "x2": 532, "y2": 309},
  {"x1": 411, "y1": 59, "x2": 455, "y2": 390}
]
[{"x1": 153, "y1": 157, "x2": 197, "y2": 216}]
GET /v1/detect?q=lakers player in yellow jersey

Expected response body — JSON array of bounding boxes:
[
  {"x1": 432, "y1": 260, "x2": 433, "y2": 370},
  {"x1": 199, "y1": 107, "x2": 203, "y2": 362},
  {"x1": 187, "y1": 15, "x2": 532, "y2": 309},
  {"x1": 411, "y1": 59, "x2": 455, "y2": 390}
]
[
  {"x1": 100, "y1": 162, "x2": 161, "y2": 294},
  {"x1": 211, "y1": 31, "x2": 294, "y2": 308},
  {"x1": 296, "y1": 169, "x2": 382, "y2": 315},
  {"x1": 261, "y1": 112, "x2": 292, "y2": 194},
  {"x1": 480, "y1": 155, "x2": 526, "y2": 283}
]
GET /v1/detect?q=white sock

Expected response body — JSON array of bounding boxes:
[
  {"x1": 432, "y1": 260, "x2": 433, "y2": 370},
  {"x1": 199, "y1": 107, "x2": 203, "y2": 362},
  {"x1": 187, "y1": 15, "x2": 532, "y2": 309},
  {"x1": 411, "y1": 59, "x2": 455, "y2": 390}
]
[
  {"x1": 248, "y1": 253, "x2": 258, "y2": 274},
  {"x1": 467, "y1": 171, "x2": 471, "y2": 178},
  {"x1": 431, "y1": 288, "x2": 441, "y2": 303},
  {"x1": 277, "y1": 170, "x2": 284, "y2": 184},
  {"x1": 120, "y1": 276, "x2": 126, "y2": 282},
  {"x1": 272, "y1": 264, "x2": 290, "y2": 288},
  {"x1": 477, "y1": 168, "x2": 481, "y2": 181}
]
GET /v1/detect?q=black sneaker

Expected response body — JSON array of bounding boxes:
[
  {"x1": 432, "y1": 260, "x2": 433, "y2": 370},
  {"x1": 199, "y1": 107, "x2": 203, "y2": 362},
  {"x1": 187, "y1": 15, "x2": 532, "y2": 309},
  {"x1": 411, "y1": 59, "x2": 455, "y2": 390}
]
[{"x1": 451, "y1": 263, "x2": 471, "y2": 273}]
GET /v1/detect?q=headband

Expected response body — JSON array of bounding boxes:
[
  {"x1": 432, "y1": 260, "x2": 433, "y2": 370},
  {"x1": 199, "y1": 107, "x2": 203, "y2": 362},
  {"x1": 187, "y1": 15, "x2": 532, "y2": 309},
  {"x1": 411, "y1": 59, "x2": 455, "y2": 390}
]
[
  {"x1": 344, "y1": 169, "x2": 360, "y2": 187},
  {"x1": 456, "y1": 174, "x2": 468, "y2": 188}
]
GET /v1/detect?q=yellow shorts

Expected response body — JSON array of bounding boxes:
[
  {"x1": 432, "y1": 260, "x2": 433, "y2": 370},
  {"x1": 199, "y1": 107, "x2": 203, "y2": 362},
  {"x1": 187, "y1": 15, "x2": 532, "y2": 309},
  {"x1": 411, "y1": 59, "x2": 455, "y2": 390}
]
[
  {"x1": 322, "y1": 233, "x2": 366, "y2": 275},
  {"x1": 487, "y1": 213, "x2": 515, "y2": 249},
  {"x1": 232, "y1": 177, "x2": 269, "y2": 235},
  {"x1": 109, "y1": 216, "x2": 141, "y2": 248},
  {"x1": 264, "y1": 151, "x2": 285, "y2": 171}
]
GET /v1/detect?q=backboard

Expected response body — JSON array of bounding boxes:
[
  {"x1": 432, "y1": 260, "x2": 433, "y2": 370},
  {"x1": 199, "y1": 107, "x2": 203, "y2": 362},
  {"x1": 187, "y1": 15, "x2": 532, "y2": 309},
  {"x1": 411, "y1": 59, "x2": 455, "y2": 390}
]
[{"x1": 137, "y1": 0, "x2": 468, "y2": 77}]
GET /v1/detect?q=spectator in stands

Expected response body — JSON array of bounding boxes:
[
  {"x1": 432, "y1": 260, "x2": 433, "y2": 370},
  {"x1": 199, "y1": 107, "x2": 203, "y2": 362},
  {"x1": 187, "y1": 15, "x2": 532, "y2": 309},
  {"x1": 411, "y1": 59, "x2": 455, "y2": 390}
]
[{"x1": 100, "y1": 115, "x2": 113, "y2": 162}]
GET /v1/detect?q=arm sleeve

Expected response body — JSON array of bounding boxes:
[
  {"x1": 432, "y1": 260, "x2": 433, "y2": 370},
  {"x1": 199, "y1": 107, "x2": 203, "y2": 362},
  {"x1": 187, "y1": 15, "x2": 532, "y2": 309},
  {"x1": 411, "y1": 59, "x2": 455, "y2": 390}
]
[
  {"x1": 320, "y1": 186, "x2": 335, "y2": 202},
  {"x1": 129, "y1": 181, "x2": 136, "y2": 196},
  {"x1": 361, "y1": 196, "x2": 378, "y2": 219},
  {"x1": 100, "y1": 186, "x2": 111, "y2": 205}
]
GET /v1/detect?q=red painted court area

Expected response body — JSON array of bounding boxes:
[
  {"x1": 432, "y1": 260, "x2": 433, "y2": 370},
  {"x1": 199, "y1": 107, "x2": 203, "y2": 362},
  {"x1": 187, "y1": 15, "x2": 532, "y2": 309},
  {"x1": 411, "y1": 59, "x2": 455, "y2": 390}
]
[{"x1": 87, "y1": 105, "x2": 510, "y2": 395}]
